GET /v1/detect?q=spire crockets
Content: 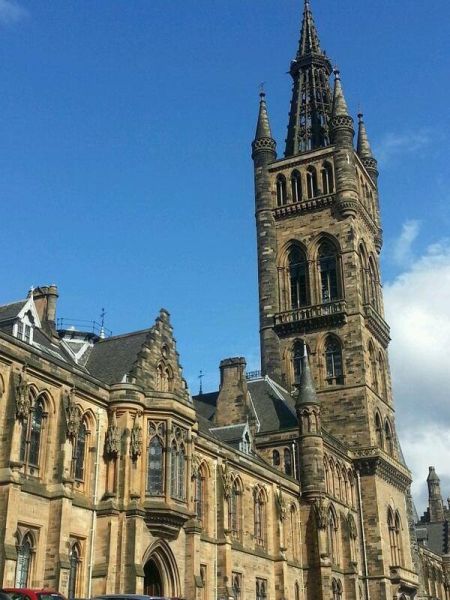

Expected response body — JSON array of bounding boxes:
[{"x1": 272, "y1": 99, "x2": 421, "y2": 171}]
[
  {"x1": 252, "y1": 91, "x2": 277, "y2": 162},
  {"x1": 285, "y1": 0, "x2": 333, "y2": 157}
]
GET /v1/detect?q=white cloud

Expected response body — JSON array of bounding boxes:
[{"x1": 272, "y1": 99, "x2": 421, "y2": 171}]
[
  {"x1": 0, "y1": 0, "x2": 28, "y2": 25},
  {"x1": 374, "y1": 129, "x2": 431, "y2": 166},
  {"x1": 385, "y1": 241, "x2": 450, "y2": 512},
  {"x1": 392, "y1": 219, "x2": 420, "y2": 266}
]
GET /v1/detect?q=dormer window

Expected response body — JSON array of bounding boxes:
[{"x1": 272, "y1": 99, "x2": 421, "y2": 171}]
[{"x1": 14, "y1": 312, "x2": 35, "y2": 345}]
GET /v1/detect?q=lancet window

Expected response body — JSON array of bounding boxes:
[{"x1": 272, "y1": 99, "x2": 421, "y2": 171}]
[
  {"x1": 288, "y1": 246, "x2": 309, "y2": 309},
  {"x1": 254, "y1": 487, "x2": 267, "y2": 547},
  {"x1": 306, "y1": 166, "x2": 318, "y2": 199},
  {"x1": 291, "y1": 170, "x2": 302, "y2": 203},
  {"x1": 147, "y1": 422, "x2": 165, "y2": 496},
  {"x1": 321, "y1": 161, "x2": 334, "y2": 194},
  {"x1": 276, "y1": 175, "x2": 287, "y2": 206},
  {"x1": 318, "y1": 241, "x2": 340, "y2": 302},
  {"x1": 19, "y1": 390, "x2": 47, "y2": 473},
  {"x1": 325, "y1": 336, "x2": 344, "y2": 384},
  {"x1": 388, "y1": 508, "x2": 403, "y2": 566},
  {"x1": 68, "y1": 541, "x2": 82, "y2": 599},
  {"x1": 292, "y1": 340, "x2": 305, "y2": 384},
  {"x1": 228, "y1": 477, "x2": 242, "y2": 540},
  {"x1": 15, "y1": 531, "x2": 35, "y2": 588}
]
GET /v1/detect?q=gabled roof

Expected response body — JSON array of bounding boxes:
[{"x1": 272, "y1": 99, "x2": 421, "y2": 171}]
[
  {"x1": 86, "y1": 329, "x2": 151, "y2": 385},
  {"x1": 0, "y1": 300, "x2": 27, "y2": 323},
  {"x1": 193, "y1": 376, "x2": 298, "y2": 435}
]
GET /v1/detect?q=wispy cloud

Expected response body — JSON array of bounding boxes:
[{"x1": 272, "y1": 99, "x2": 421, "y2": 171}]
[
  {"x1": 374, "y1": 129, "x2": 431, "y2": 166},
  {"x1": 0, "y1": 0, "x2": 28, "y2": 25},
  {"x1": 392, "y1": 219, "x2": 420, "y2": 266}
]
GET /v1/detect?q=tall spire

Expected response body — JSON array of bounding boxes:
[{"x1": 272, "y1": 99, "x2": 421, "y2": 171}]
[
  {"x1": 285, "y1": 0, "x2": 333, "y2": 157},
  {"x1": 331, "y1": 69, "x2": 350, "y2": 119},
  {"x1": 252, "y1": 91, "x2": 277, "y2": 162}
]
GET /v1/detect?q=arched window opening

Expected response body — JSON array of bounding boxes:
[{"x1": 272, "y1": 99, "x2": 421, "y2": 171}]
[
  {"x1": 29, "y1": 398, "x2": 44, "y2": 467},
  {"x1": 288, "y1": 246, "x2": 309, "y2": 309},
  {"x1": 375, "y1": 412, "x2": 384, "y2": 449},
  {"x1": 232, "y1": 572, "x2": 242, "y2": 600},
  {"x1": 256, "y1": 578, "x2": 268, "y2": 600},
  {"x1": 144, "y1": 559, "x2": 163, "y2": 597},
  {"x1": 368, "y1": 258, "x2": 379, "y2": 312},
  {"x1": 290, "y1": 505, "x2": 299, "y2": 562},
  {"x1": 272, "y1": 449, "x2": 280, "y2": 467},
  {"x1": 369, "y1": 343, "x2": 378, "y2": 393},
  {"x1": 385, "y1": 420, "x2": 394, "y2": 456},
  {"x1": 325, "y1": 337, "x2": 344, "y2": 385},
  {"x1": 276, "y1": 175, "x2": 287, "y2": 207},
  {"x1": 324, "y1": 458, "x2": 330, "y2": 494},
  {"x1": 178, "y1": 445, "x2": 185, "y2": 499},
  {"x1": 321, "y1": 162, "x2": 334, "y2": 194},
  {"x1": 291, "y1": 170, "x2": 302, "y2": 203},
  {"x1": 284, "y1": 448, "x2": 293, "y2": 476},
  {"x1": 15, "y1": 533, "x2": 33, "y2": 588},
  {"x1": 388, "y1": 508, "x2": 402, "y2": 566},
  {"x1": 292, "y1": 340, "x2": 305, "y2": 384},
  {"x1": 332, "y1": 579, "x2": 343, "y2": 600},
  {"x1": 318, "y1": 241, "x2": 340, "y2": 303},
  {"x1": 194, "y1": 470, "x2": 205, "y2": 525},
  {"x1": 170, "y1": 443, "x2": 185, "y2": 500},
  {"x1": 74, "y1": 421, "x2": 87, "y2": 481},
  {"x1": 327, "y1": 509, "x2": 339, "y2": 565},
  {"x1": 254, "y1": 489, "x2": 266, "y2": 547},
  {"x1": 378, "y1": 353, "x2": 388, "y2": 401},
  {"x1": 306, "y1": 167, "x2": 318, "y2": 199},
  {"x1": 295, "y1": 582, "x2": 301, "y2": 600},
  {"x1": 147, "y1": 435, "x2": 164, "y2": 495},
  {"x1": 229, "y1": 479, "x2": 242, "y2": 540},
  {"x1": 68, "y1": 543, "x2": 81, "y2": 599}
]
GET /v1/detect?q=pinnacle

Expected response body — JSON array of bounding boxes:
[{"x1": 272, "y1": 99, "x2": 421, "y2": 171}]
[
  {"x1": 295, "y1": 347, "x2": 319, "y2": 407},
  {"x1": 331, "y1": 68, "x2": 350, "y2": 118},
  {"x1": 254, "y1": 91, "x2": 273, "y2": 141},
  {"x1": 357, "y1": 113, "x2": 374, "y2": 159},
  {"x1": 297, "y1": 0, "x2": 324, "y2": 58}
]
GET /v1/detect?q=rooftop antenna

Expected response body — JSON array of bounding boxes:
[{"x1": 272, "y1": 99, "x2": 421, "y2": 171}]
[
  {"x1": 198, "y1": 369, "x2": 204, "y2": 395},
  {"x1": 99, "y1": 308, "x2": 106, "y2": 339}
]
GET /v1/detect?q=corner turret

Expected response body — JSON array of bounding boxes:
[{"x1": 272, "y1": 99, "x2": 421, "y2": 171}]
[
  {"x1": 357, "y1": 112, "x2": 379, "y2": 185},
  {"x1": 295, "y1": 348, "x2": 325, "y2": 499},
  {"x1": 252, "y1": 91, "x2": 277, "y2": 167},
  {"x1": 427, "y1": 466, "x2": 445, "y2": 522}
]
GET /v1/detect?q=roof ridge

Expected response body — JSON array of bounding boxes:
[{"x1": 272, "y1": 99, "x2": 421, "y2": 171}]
[
  {"x1": 0, "y1": 299, "x2": 27, "y2": 309},
  {"x1": 95, "y1": 327, "x2": 153, "y2": 343}
]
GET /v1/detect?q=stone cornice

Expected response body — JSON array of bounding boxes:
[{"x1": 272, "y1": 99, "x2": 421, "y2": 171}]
[{"x1": 352, "y1": 448, "x2": 412, "y2": 491}]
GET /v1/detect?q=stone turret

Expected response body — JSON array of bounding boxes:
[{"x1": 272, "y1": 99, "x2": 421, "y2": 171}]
[
  {"x1": 295, "y1": 349, "x2": 325, "y2": 499},
  {"x1": 252, "y1": 92, "x2": 282, "y2": 382},
  {"x1": 357, "y1": 112, "x2": 378, "y2": 184},
  {"x1": 427, "y1": 466, "x2": 445, "y2": 522},
  {"x1": 329, "y1": 69, "x2": 358, "y2": 218}
]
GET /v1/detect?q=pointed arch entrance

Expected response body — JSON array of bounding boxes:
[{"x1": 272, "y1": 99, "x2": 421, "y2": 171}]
[{"x1": 143, "y1": 540, "x2": 181, "y2": 598}]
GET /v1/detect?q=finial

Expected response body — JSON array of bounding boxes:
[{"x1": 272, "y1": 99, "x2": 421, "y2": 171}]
[
  {"x1": 333, "y1": 66, "x2": 340, "y2": 80},
  {"x1": 259, "y1": 82, "x2": 266, "y2": 98},
  {"x1": 198, "y1": 369, "x2": 204, "y2": 395}
]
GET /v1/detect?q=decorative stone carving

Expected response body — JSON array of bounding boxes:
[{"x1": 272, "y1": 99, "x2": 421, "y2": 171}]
[
  {"x1": 220, "y1": 462, "x2": 233, "y2": 499},
  {"x1": 15, "y1": 366, "x2": 30, "y2": 420},
  {"x1": 64, "y1": 387, "x2": 81, "y2": 439},
  {"x1": 105, "y1": 411, "x2": 121, "y2": 457},
  {"x1": 191, "y1": 453, "x2": 201, "y2": 479},
  {"x1": 276, "y1": 487, "x2": 288, "y2": 521},
  {"x1": 130, "y1": 412, "x2": 143, "y2": 460},
  {"x1": 313, "y1": 496, "x2": 329, "y2": 530}
]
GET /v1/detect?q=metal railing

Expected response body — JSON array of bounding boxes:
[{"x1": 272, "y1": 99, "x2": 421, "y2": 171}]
[{"x1": 57, "y1": 317, "x2": 112, "y2": 337}]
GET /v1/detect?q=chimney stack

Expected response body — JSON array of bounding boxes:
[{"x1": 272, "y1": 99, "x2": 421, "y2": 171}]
[
  {"x1": 214, "y1": 357, "x2": 250, "y2": 427},
  {"x1": 32, "y1": 284, "x2": 59, "y2": 336}
]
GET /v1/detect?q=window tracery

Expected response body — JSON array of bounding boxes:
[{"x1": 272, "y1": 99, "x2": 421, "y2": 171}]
[
  {"x1": 318, "y1": 241, "x2": 340, "y2": 302},
  {"x1": 291, "y1": 170, "x2": 302, "y2": 203},
  {"x1": 325, "y1": 336, "x2": 343, "y2": 384},
  {"x1": 147, "y1": 421, "x2": 165, "y2": 496},
  {"x1": 276, "y1": 175, "x2": 287, "y2": 206}
]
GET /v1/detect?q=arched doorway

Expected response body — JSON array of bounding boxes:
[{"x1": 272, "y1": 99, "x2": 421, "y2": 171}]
[{"x1": 144, "y1": 559, "x2": 163, "y2": 596}]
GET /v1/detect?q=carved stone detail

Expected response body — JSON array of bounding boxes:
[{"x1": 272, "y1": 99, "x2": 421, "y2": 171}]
[
  {"x1": 64, "y1": 387, "x2": 82, "y2": 439},
  {"x1": 105, "y1": 411, "x2": 121, "y2": 457},
  {"x1": 15, "y1": 366, "x2": 30, "y2": 420},
  {"x1": 276, "y1": 487, "x2": 288, "y2": 522},
  {"x1": 220, "y1": 462, "x2": 234, "y2": 500},
  {"x1": 313, "y1": 496, "x2": 329, "y2": 530},
  {"x1": 130, "y1": 412, "x2": 143, "y2": 460}
]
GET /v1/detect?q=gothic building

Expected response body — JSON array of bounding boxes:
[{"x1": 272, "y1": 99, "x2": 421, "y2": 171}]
[{"x1": 0, "y1": 2, "x2": 447, "y2": 600}]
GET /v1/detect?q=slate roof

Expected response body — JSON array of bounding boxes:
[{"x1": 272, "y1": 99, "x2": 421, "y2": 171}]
[
  {"x1": 211, "y1": 423, "x2": 246, "y2": 444},
  {"x1": 86, "y1": 329, "x2": 151, "y2": 385},
  {"x1": 193, "y1": 376, "x2": 297, "y2": 437},
  {"x1": 418, "y1": 521, "x2": 449, "y2": 555},
  {"x1": 0, "y1": 300, "x2": 27, "y2": 323}
]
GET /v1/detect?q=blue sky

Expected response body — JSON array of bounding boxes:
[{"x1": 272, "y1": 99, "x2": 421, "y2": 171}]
[{"x1": 1, "y1": 1, "x2": 449, "y2": 506}]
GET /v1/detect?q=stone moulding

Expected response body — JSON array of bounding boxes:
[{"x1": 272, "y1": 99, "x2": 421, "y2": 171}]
[
  {"x1": 274, "y1": 300, "x2": 347, "y2": 336},
  {"x1": 143, "y1": 503, "x2": 191, "y2": 539},
  {"x1": 353, "y1": 449, "x2": 411, "y2": 491},
  {"x1": 273, "y1": 194, "x2": 335, "y2": 220},
  {"x1": 363, "y1": 304, "x2": 391, "y2": 348}
]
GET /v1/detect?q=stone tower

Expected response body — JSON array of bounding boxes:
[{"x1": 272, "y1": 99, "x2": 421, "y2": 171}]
[{"x1": 252, "y1": 1, "x2": 418, "y2": 597}]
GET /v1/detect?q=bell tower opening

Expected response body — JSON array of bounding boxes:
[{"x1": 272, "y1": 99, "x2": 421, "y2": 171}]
[{"x1": 144, "y1": 559, "x2": 163, "y2": 596}]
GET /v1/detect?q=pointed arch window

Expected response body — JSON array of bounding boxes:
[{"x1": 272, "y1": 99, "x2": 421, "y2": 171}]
[
  {"x1": 369, "y1": 343, "x2": 379, "y2": 393},
  {"x1": 228, "y1": 478, "x2": 242, "y2": 540},
  {"x1": 68, "y1": 542, "x2": 81, "y2": 599},
  {"x1": 170, "y1": 442, "x2": 186, "y2": 500},
  {"x1": 256, "y1": 578, "x2": 268, "y2": 600},
  {"x1": 295, "y1": 582, "x2": 301, "y2": 600},
  {"x1": 276, "y1": 175, "x2": 287, "y2": 207},
  {"x1": 385, "y1": 419, "x2": 394, "y2": 456},
  {"x1": 291, "y1": 170, "x2": 302, "y2": 203},
  {"x1": 288, "y1": 246, "x2": 309, "y2": 309},
  {"x1": 368, "y1": 257, "x2": 379, "y2": 312},
  {"x1": 284, "y1": 448, "x2": 293, "y2": 476},
  {"x1": 321, "y1": 162, "x2": 334, "y2": 194},
  {"x1": 378, "y1": 352, "x2": 388, "y2": 401},
  {"x1": 332, "y1": 579, "x2": 343, "y2": 600},
  {"x1": 292, "y1": 340, "x2": 305, "y2": 384},
  {"x1": 15, "y1": 533, "x2": 33, "y2": 588},
  {"x1": 388, "y1": 509, "x2": 403, "y2": 566},
  {"x1": 254, "y1": 488, "x2": 266, "y2": 547},
  {"x1": 290, "y1": 504, "x2": 299, "y2": 562},
  {"x1": 272, "y1": 449, "x2": 280, "y2": 467},
  {"x1": 232, "y1": 572, "x2": 242, "y2": 600},
  {"x1": 318, "y1": 241, "x2": 340, "y2": 302},
  {"x1": 375, "y1": 412, "x2": 383, "y2": 449},
  {"x1": 306, "y1": 167, "x2": 318, "y2": 199},
  {"x1": 327, "y1": 509, "x2": 339, "y2": 565},
  {"x1": 20, "y1": 393, "x2": 47, "y2": 471},
  {"x1": 147, "y1": 435, "x2": 164, "y2": 495},
  {"x1": 74, "y1": 421, "x2": 87, "y2": 481},
  {"x1": 194, "y1": 467, "x2": 206, "y2": 525},
  {"x1": 325, "y1": 337, "x2": 343, "y2": 384}
]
